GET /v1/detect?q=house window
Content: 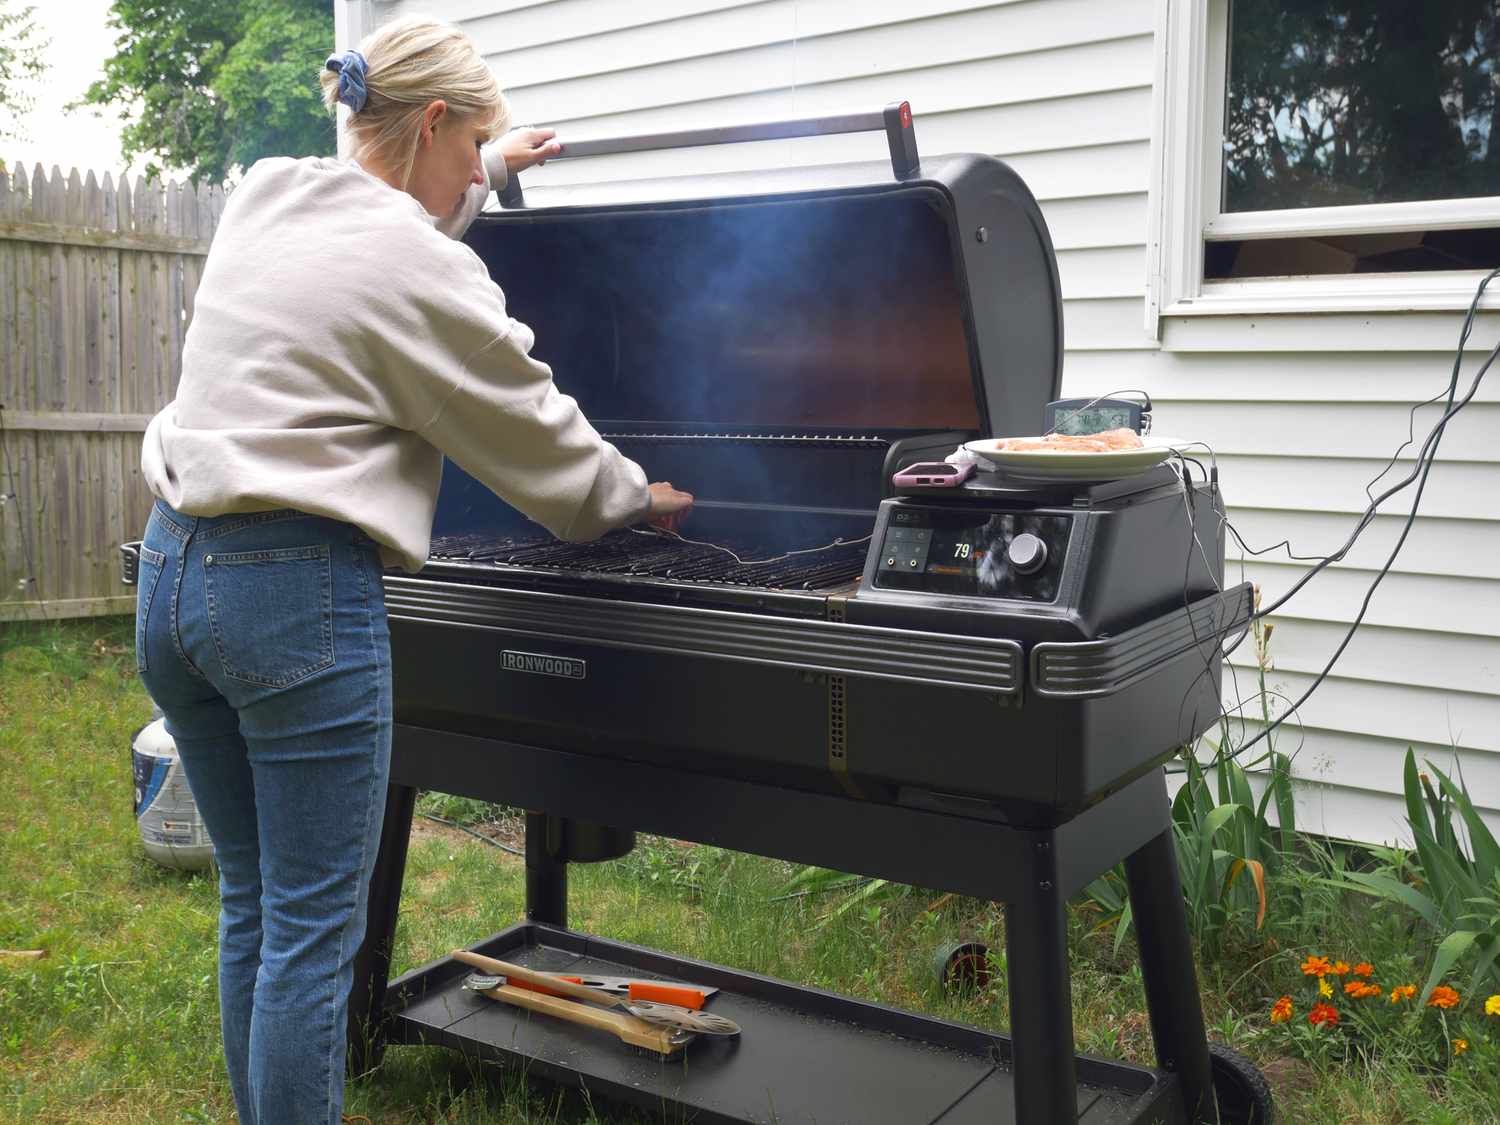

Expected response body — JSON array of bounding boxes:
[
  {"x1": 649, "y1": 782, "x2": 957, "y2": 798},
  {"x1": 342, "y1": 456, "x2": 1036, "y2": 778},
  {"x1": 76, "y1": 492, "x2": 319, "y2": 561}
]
[
  {"x1": 1149, "y1": 0, "x2": 1500, "y2": 321},
  {"x1": 1208, "y1": 0, "x2": 1500, "y2": 279},
  {"x1": 1223, "y1": 2, "x2": 1499, "y2": 214}
]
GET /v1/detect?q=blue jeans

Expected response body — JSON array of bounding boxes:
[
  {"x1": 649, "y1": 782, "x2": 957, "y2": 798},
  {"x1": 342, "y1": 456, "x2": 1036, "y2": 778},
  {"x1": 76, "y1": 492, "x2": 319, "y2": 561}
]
[{"x1": 136, "y1": 501, "x2": 392, "y2": 1125}]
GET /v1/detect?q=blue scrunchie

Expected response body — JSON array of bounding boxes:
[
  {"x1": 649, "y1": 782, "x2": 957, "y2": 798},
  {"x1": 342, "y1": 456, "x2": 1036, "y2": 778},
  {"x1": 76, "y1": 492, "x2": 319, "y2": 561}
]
[{"x1": 325, "y1": 49, "x2": 369, "y2": 113}]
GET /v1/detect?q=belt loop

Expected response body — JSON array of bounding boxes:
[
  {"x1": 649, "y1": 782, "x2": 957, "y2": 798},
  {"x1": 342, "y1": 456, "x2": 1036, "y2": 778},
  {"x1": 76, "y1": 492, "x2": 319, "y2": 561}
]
[{"x1": 150, "y1": 499, "x2": 196, "y2": 545}]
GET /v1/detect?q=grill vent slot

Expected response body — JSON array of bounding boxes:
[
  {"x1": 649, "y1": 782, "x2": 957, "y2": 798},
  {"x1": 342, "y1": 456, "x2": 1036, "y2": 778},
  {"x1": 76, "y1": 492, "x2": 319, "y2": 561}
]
[
  {"x1": 828, "y1": 673, "x2": 859, "y2": 795},
  {"x1": 829, "y1": 675, "x2": 847, "y2": 761}
]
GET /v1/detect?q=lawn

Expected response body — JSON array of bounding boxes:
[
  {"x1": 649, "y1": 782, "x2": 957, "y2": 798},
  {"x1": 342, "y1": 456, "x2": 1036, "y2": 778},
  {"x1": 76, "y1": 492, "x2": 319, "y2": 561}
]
[{"x1": 2, "y1": 620, "x2": 1497, "y2": 1123}]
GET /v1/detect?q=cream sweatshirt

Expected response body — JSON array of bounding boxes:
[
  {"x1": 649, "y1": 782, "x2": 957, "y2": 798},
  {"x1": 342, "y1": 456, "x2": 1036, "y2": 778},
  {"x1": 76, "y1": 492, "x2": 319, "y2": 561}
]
[{"x1": 141, "y1": 155, "x2": 650, "y2": 572}]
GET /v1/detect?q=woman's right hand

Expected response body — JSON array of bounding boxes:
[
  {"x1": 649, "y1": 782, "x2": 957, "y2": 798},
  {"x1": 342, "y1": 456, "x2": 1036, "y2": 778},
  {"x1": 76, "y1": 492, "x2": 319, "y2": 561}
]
[
  {"x1": 647, "y1": 482, "x2": 694, "y2": 533},
  {"x1": 498, "y1": 127, "x2": 562, "y2": 176}
]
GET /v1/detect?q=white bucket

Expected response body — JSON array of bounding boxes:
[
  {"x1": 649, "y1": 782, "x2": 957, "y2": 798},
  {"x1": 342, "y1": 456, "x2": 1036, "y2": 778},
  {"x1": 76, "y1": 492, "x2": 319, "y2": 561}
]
[{"x1": 131, "y1": 717, "x2": 214, "y2": 871}]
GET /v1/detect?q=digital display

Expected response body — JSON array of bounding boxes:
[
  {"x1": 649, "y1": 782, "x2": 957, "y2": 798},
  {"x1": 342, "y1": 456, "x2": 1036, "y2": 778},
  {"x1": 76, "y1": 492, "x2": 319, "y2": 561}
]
[
  {"x1": 1051, "y1": 404, "x2": 1134, "y2": 436},
  {"x1": 875, "y1": 509, "x2": 1071, "y2": 600}
]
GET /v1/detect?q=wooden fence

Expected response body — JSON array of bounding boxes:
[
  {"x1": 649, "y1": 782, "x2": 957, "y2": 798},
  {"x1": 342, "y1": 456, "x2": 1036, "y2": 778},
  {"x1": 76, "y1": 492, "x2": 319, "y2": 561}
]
[{"x1": 0, "y1": 163, "x2": 228, "y2": 621}]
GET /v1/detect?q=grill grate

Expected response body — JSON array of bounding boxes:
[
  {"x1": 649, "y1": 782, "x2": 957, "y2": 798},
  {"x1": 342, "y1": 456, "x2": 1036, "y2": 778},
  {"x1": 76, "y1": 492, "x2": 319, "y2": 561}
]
[{"x1": 429, "y1": 529, "x2": 867, "y2": 591}]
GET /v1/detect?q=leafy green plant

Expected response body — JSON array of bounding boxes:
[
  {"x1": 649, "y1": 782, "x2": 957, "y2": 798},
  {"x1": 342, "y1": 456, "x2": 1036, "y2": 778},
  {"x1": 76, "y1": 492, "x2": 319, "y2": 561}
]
[
  {"x1": 0, "y1": 1, "x2": 47, "y2": 143},
  {"x1": 414, "y1": 791, "x2": 509, "y2": 827},
  {"x1": 617, "y1": 839, "x2": 734, "y2": 902},
  {"x1": 1335, "y1": 750, "x2": 1500, "y2": 1003},
  {"x1": 14, "y1": 619, "x2": 1500, "y2": 1122},
  {"x1": 1083, "y1": 600, "x2": 1299, "y2": 957},
  {"x1": 1083, "y1": 747, "x2": 1295, "y2": 957},
  {"x1": 774, "y1": 866, "x2": 913, "y2": 927},
  {"x1": 78, "y1": 0, "x2": 335, "y2": 182}
]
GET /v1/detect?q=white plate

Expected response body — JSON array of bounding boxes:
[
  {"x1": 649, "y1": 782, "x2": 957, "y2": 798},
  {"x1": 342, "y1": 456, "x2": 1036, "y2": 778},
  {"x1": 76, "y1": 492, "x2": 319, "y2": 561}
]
[{"x1": 962, "y1": 435, "x2": 1186, "y2": 481}]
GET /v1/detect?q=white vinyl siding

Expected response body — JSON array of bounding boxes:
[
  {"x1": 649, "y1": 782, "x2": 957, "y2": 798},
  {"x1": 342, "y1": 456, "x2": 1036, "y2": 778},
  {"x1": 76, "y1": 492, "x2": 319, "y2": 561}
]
[{"x1": 382, "y1": 0, "x2": 1500, "y2": 845}]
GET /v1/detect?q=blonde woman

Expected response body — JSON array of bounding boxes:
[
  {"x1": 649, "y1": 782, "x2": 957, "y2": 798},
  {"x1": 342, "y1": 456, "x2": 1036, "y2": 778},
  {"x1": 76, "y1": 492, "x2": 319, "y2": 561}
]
[{"x1": 134, "y1": 17, "x2": 692, "y2": 1124}]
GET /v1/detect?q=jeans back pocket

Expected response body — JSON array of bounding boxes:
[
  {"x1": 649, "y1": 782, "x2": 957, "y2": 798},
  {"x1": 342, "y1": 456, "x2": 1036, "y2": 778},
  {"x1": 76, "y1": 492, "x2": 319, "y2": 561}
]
[
  {"x1": 204, "y1": 545, "x2": 335, "y2": 688},
  {"x1": 135, "y1": 545, "x2": 167, "y2": 674}
]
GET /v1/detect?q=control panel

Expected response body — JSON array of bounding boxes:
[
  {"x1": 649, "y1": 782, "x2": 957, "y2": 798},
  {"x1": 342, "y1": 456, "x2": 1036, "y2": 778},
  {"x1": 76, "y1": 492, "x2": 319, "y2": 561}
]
[{"x1": 873, "y1": 506, "x2": 1071, "y2": 601}]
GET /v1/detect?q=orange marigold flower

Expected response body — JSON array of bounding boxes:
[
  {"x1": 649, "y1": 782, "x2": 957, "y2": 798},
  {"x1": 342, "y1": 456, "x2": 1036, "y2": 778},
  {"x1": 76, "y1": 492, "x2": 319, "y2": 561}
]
[
  {"x1": 1307, "y1": 1002, "x2": 1340, "y2": 1029},
  {"x1": 1352, "y1": 962, "x2": 1375, "y2": 978},
  {"x1": 1300, "y1": 955, "x2": 1332, "y2": 977},
  {"x1": 1389, "y1": 984, "x2": 1417, "y2": 1004},
  {"x1": 1453, "y1": 1038, "x2": 1468, "y2": 1056},
  {"x1": 1427, "y1": 985, "x2": 1460, "y2": 1010},
  {"x1": 1330, "y1": 961, "x2": 1352, "y2": 976},
  {"x1": 1270, "y1": 996, "x2": 1294, "y2": 1024},
  {"x1": 1486, "y1": 994, "x2": 1500, "y2": 1016},
  {"x1": 1343, "y1": 981, "x2": 1381, "y2": 999}
]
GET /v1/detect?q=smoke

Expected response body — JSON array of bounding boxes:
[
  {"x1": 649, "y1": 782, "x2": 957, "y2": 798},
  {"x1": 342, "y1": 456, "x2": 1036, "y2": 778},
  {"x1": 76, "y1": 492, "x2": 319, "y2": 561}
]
[{"x1": 456, "y1": 186, "x2": 980, "y2": 524}]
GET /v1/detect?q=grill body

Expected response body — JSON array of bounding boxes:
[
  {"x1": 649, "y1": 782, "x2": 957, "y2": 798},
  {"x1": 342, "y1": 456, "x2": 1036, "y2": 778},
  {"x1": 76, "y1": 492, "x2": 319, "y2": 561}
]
[
  {"x1": 387, "y1": 152, "x2": 1243, "y2": 826},
  {"x1": 347, "y1": 124, "x2": 1266, "y2": 1124},
  {"x1": 390, "y1": 465, "x2": 1244, "y2": 825},
  {"x1": 125, "y1": 119, "x2": 1263, "y2": 1123}
]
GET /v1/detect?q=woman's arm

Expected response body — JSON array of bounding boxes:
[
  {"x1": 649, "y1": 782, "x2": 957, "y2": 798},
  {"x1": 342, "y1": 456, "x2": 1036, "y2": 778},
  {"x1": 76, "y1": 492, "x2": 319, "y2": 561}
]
[
  {"x1": 435, "y1": 127, "x2": 562, "y2": 240},
  {"x1": 413, "y1": 311, "x2": 654, "y2": 542},
  {"x1": 394, "y1": 177, "x2": 690, "y2": 541}
]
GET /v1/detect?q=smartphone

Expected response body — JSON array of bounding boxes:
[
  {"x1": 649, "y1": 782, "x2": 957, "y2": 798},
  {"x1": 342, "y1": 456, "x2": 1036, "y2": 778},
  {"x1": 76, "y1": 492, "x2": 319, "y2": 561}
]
[{"x1": 891, "y1": 461, "x2": 975, "y2": 488}]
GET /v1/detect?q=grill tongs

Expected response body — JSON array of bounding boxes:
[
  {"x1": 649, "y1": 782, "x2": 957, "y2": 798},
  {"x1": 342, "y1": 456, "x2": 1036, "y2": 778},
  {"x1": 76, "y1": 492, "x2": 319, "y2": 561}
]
[{"x1": 454, "y1": 949, "x2": 740, "y2": 1055}]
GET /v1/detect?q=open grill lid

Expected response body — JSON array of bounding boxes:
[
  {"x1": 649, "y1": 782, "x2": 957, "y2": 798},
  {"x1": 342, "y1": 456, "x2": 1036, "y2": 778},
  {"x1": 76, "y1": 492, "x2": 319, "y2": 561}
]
[{"x1": 463, "y1": 104, "x2": 1064, "y2": 443}]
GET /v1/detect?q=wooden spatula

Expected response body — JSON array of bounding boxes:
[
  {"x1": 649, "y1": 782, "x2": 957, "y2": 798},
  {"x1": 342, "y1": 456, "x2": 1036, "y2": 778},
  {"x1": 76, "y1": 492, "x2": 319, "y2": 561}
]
[
  {"x1": 462, "y1": 972, "x2": 689, "y2": 1055},
  {"x1": 453, "y1": 949, "x2": 740, "y2": 1036}
]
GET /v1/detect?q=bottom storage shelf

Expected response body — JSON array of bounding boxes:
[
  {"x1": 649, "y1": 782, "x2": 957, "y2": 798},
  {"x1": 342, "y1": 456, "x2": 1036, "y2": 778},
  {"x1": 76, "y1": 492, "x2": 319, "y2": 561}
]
[{"x1": 383, "y1": 922, "x2": 1183, "y2": 1125}]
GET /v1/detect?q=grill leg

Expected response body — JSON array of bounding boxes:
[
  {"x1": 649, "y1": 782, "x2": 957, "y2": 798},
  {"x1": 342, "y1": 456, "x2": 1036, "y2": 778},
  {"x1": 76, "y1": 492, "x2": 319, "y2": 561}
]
[
  {"x1": 526, "y1": 811, "x2": 567, "y2": 927},
  {"x1": 348, "y1": 782, "x2": 417, "y2": 1077},
  {"x1": 1125, "y1": 828, "x2": 1215, "y2": 1123},
  {"x1": 1004, "y1": 869, "x2": 1078, "y2": 1124}
]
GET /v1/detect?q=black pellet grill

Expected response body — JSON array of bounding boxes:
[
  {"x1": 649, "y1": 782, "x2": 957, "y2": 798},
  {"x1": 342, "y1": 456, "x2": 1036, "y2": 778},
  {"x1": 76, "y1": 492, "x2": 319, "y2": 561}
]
[{"x1": 344, "y1": 107, "x2": 1264, "y2": 1124}]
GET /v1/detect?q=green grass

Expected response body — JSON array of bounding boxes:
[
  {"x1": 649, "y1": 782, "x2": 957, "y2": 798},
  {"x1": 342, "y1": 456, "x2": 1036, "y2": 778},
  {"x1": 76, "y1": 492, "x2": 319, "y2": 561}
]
[{"x1": 3, "y1": 620, "x2": 1498, "y2": 1123}]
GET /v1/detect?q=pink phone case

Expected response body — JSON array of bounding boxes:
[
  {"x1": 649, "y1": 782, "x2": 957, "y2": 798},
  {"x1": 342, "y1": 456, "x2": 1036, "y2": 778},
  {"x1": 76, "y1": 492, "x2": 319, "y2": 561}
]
[{"x1": 891, "y1": 461, "x2": 975, "y2": 488}]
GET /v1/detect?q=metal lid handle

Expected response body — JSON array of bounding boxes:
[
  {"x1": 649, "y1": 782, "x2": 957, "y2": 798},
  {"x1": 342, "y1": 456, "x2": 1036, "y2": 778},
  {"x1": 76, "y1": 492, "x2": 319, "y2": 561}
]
[{"x1": 499, "y1": 101, "x2": 919, "y2": 208}]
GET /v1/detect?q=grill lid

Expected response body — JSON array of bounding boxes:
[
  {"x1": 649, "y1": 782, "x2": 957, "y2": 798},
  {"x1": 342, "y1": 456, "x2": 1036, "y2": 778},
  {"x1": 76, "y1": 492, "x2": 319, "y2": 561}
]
[{"x1": 464, "y1": 106, "x2": 1063, "y2": 442}]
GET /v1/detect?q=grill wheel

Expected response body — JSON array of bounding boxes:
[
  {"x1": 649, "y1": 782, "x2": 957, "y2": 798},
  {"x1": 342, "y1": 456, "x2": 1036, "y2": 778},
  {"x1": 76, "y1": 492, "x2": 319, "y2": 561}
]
[{"x1": 1209, "y1": 1042, "x2": 1275, "y2": 1125}]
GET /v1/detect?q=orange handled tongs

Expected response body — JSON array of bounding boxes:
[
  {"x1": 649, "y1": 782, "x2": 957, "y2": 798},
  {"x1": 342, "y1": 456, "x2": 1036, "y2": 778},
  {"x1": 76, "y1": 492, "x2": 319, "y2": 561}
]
[
  {"x1": 455, "y1": 950, "x2": 740, "y2": 1054},
  {"x1": 508, "y1": 971, "x2": 717, "y2": 1009}
]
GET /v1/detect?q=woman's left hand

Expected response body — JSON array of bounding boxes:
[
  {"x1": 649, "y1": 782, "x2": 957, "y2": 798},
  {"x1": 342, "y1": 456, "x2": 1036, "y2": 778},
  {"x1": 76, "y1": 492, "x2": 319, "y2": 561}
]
[{"x1": 499, "y1": 127, "x2": 562, "y2": 176}]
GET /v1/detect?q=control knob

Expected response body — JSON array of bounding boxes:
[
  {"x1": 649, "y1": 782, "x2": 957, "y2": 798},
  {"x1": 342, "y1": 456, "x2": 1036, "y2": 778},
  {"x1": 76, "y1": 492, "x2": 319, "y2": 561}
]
[{"x1": 1006, "y1": 532, "x2": 1047, "y2": 576}]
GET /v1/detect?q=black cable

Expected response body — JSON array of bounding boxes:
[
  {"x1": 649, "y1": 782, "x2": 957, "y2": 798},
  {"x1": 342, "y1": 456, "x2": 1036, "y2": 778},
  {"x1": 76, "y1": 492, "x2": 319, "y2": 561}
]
[
  {"x1": 1200, "y1": 267, "x2": 1498, "y2": 588},
  {"x1": 1223, "y1": 520, "x2": 1345, "y2": 564},
  {"x1": 1266, "y1": 319, "x2": 1491, "y2": 625},
  {"x1": 417, "y1": 812, "x2": 526, "y2": 857},
  {"x1": 1363, "y1": 267, "x2": 1496, "y2": 505},
  {"x1": 1165, "y1": 684, "x2": 1307, "y2": 774},
  {"x1": 1043, "y1": 388, "x2": 1153, "y2": 436},
  {"x1": 1170, "y1": 452, "x2": 1256, "y2": 763},
  {"x1": 1216, "y1": 270, "x2": 1499, "y2": 762},
  {"x1": 1248, "y1": 266, "x2": 1499, "y2": 621},
  {"x1": 1167, "y1": 267, "x2": 1497, "y2": 767},
  {"x1": 1362, "y1": 383, "x2": 1456, "y2": 507}
]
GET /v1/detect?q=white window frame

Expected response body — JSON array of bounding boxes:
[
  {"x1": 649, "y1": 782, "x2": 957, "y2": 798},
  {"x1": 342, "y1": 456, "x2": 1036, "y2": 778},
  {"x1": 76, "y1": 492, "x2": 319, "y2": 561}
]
[
  {"x1": 333, "y1": 2, "x2": 380, "y2": 158},
  {"x1": 1147, "y1": 0, "x2": 1500, "y2": 335},
  {"x1": 334, "y1": 1, "x2": 377, "y2": 52}
]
